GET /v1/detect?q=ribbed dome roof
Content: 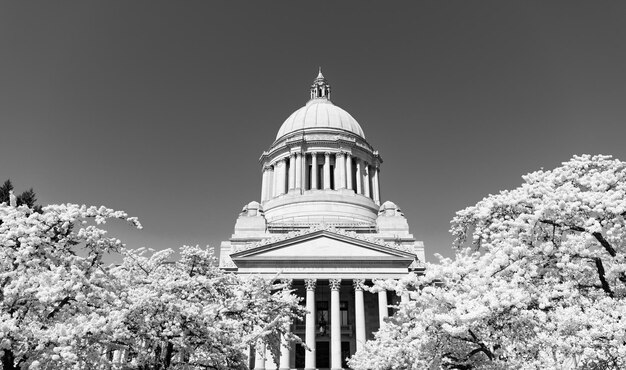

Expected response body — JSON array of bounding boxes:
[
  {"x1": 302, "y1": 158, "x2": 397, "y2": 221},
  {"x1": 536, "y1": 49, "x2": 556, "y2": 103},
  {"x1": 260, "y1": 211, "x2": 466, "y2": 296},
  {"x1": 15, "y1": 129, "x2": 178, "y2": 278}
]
[{"x1": 275, "y1": 98, "x2": 365, "y2": 140}]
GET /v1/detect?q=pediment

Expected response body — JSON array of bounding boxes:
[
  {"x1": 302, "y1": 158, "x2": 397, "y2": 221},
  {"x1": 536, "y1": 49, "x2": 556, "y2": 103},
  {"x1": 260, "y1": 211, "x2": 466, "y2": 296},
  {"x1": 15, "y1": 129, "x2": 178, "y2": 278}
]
[{"x1": 230, "y1": 230, "x2": 415, "y2": 262}]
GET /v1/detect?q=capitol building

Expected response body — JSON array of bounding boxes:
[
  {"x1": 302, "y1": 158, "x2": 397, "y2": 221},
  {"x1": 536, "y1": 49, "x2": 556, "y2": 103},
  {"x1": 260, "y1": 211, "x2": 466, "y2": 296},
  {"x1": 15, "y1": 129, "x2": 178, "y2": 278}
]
[{"x1": 219, "y1": 70, "x2": 425, "y2": 370}]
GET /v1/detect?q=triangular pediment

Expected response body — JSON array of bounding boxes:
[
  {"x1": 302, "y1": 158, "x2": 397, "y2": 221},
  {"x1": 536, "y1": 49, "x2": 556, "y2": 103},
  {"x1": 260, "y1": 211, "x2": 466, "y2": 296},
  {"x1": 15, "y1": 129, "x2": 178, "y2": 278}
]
[{"x1": 230, "y1": 230, "x2": 415, "y2": 261}]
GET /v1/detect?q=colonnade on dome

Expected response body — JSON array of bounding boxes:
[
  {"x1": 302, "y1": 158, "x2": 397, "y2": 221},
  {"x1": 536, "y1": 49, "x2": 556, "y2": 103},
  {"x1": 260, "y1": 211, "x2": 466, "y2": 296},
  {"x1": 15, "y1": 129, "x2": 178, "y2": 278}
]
[{"x1": 260, "y1": 151, "x2": 381, "y2": 204}]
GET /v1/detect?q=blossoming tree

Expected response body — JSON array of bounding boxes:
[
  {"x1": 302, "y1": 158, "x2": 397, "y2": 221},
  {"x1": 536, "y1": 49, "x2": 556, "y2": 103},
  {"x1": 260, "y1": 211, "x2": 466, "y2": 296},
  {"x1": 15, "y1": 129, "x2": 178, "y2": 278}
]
[
  {"x1": 349, "y1": 155, "x2": 626, "y2": 370},
  {"x1": 109, "y1": 245, "x2": 304, "y2": 369},
  {"x1": 0, "y1": 203, "x2": 141, "y2": 369},
  {"x1": 0, "y1": 202, "x2": 304, "y2": 369}
]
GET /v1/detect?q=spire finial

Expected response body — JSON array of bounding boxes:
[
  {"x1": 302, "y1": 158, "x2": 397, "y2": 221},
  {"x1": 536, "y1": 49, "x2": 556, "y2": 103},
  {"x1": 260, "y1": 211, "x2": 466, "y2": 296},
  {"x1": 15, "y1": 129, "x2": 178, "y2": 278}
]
[{"x1": 310, "y1": 68, "x2": 331, "y2": 101}]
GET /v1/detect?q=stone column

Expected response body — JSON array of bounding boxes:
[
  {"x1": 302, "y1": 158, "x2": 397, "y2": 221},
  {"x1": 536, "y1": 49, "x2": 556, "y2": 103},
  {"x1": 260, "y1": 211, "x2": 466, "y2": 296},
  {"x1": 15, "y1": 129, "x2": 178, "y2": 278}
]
[
  {"x1": 304, "y1": 154, "x2": 310, "y2": 191},
  {"x1": 280, "y1": 279, "x2": 293, "y2": 370},
  {"x1": 112, "y1": 350, "x2": 121, "y2": 363},
  {"x1": 355, "y1": 159, "x2": 362, "y2": 195},
  {"x1": 288, "y1": 154, "x2": 296, "y2": 191},
  {"x1": 378, "y1": 289, "x2": 388, "y2": 327},
  {"x1": 254, "y1": 341, "x2": 266, "y2": 370},
  {"x1": 261, "y1": 167, "x2": 267, "y2": 202},
  {"x1": 372, "y1": 165, "x2": 380, "y2": 205},
  {"x1": 311, "y1": 153, "x2": 318, "y2": 190},
  {"x1": 270, "y1": 162, "x2": 278, "y2": 198},
  {"x1": 277, "y1": 159, "x2": 287, "y2": 196},
  {"x1": 353, "y1": 279, "x2": 366, "y2": 352},
  {"x1": 363, "y1": 163, "x2": 371, "y2": 198},
  {"x1": 330, "y1": 278, "x2": 342, "y2": 370},
  {"x1": 323, "y1": 152, "x2": 331, "y2": 190},
  {"x1": 336, "y1": 152, "x2": 346, "y2": 189},
  {"x1": 268, "y1": 166, "x2": 275, "y2": 200},
  {"x1": 265, "y1": 347, "x2": 276, "y2": 370},
  {"x1": 246, "y1": 346, "x2": 252, "y2": 369},
  {"x1": 295, "y1": 152, "x2": 303, "y2": 191},
  {"x1": 346, "y1": 153, "x2": 353, "y2": 191},
  {"x1": 304, "y1": 279, "x2": 317, "y2": 370}
]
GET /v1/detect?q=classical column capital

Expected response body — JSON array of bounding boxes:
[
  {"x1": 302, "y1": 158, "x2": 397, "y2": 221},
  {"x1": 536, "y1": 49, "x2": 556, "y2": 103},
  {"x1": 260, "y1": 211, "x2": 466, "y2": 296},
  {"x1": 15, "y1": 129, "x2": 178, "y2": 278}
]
[
  {"x1": 263, "y1": 165, "x2": 273, "y2": 171},
  {"x1": 353, "y1": 278, "x2": 366, "y2": 291},
  {"x1": 324, "y1": 151, "x2": 331, "y2": 158},
  {"x1": 304, "y1": 278, "x2": 317, "y2": 291},
  {"x1": 335, "y1": 151, "x2": 345, "y2": 158},
  {"x1": 329, "y1": 278, "x2": 342, "y2": 291}
]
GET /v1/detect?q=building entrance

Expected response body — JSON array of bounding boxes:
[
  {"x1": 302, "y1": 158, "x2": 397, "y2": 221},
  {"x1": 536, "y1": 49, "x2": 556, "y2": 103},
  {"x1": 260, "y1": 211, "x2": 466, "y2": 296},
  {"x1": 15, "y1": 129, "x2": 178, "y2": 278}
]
[{"x1": 316, "y1": 341, "x2": 330, "y2": 368}]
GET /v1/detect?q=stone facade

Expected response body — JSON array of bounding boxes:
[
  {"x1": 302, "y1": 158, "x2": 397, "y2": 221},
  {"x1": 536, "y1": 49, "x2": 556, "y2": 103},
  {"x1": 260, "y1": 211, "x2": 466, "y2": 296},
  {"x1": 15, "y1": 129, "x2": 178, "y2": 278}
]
[{"x1": 219, "y1": 70, "x2": 425, "y2": 370}]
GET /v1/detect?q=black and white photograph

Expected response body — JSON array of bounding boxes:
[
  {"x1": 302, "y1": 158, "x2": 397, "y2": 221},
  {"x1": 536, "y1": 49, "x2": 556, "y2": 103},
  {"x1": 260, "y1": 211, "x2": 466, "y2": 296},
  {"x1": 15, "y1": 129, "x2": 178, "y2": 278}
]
[{"x1": 1, "y1": 2, "x2": 626, "y2": 369}]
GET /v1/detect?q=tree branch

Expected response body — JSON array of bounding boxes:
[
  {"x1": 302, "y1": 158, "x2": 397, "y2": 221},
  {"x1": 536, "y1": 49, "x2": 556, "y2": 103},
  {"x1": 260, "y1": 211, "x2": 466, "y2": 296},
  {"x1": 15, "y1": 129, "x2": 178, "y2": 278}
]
[
  {"x1": 592, "y1": 232, "x2": 616, "y2": 257},
  {"x1": 539, "y1": 220, "x2": 617, "y2": 258},
  {"x1": 594, "y1": 257, "x2": 614, "y2": 298},
  {"x1": 46, "y1": 296, "x2": 73, "y2": 320}
]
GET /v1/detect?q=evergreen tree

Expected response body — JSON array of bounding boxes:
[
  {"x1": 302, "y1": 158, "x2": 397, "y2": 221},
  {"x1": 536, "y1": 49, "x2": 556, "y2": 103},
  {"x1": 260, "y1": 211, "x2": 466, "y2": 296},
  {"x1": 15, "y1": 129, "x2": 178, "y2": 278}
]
[
  {"x1": 0, "y1": 179, "x2": 13, "y2": 204},
  {"x1": 0, "y1": 179, "x2": 41, "y2": 211}
]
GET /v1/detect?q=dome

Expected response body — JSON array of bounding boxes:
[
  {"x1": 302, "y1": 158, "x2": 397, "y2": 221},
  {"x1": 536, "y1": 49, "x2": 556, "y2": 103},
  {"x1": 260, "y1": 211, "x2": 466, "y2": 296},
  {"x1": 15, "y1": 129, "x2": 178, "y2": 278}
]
[{"x1": 275, "y1": 99, "x2": 365, "y2": 140}]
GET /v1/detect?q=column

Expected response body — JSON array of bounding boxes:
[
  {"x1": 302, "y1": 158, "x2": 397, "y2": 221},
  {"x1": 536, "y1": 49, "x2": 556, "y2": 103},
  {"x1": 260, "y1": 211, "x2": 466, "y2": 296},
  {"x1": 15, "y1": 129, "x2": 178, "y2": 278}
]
[
  {"x1": 353, "y1": 279, "x2": 366, "y2": 352},
  {"x1": 279, "y1": 159, "x2": 287, "y2": 195},
  {"x1": 378, "y1": 289, "x2": 388, "y2": 327},
  {"x1": 323, "y1": 152, "x2": 331, "y2": 190},
  {"x1": 265, "y1": 347, "x2": 276, "y2": 370},
  {"x1": 335, "y1": 153, "x2": 346, "y2": 189},
  {"x1": 304, "y1": 279, "x2": 317, "y2": 370},
  {"x1": 304, "y1": 154, "x2": 310, "y2": 191},
  {"x1": 254, "y1": 341, "x2": 266, "y2": 370},
  {"x1": 363, "y1": 163, "x2": 371, "y2": 198},
  {"x1": 247, "y1": 346, "x2": 252, "y2": 369},
  {"x1": 261, "y1": 166, "x2": 268, "y2": 202},
  {"x1": 372, "y1": 165, "x2": 380, "y2": 205},
  {"x1": 295, "y1": 153, "x2": 303, "y2": 191},
  {"x1": 268, "y1": 166, "x2": 275, "y2": 200},
  {"x1": 288, "y1": 154, "x2": 296, "y2": 191},
  {"x1": 311, "y1": 153, "x2": 318, "y2": 190},
  {"x1": 355, "y1": 159, "x2": 362, "y2": 195},
  {"x1": 346, "y1": 153, "x2": 353, "y2": 191},
  {"x1": 112, "y1": 350, "x2": 121, "y2": 363},
  {"x1": 280, "y1": 279, "x2": 293, "y2": 370},
  {"x1": 270, "y1": 162, "x2": 278, "y2": 198},
  {"x1": 330, "y1": 278, "x2": 342, "y2": 370}
]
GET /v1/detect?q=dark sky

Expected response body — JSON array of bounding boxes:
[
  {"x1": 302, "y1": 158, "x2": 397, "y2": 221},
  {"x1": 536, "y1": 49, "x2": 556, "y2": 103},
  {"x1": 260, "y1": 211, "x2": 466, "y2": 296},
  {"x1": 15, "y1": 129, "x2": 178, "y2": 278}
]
[{"x1": 2, "y1": 2, "x2": 626, "y2": 262}]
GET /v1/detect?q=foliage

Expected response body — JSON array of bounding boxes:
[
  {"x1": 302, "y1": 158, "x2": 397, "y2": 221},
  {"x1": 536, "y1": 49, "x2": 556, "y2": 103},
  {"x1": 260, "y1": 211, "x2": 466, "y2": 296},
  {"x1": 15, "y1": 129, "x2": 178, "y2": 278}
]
[
  {"x1": 350, "y1": 155, "x2": 626, "y2": 370},
  {"x1": 108, "y1": 246, "x2": 304, "y2": 369},
  {"x1": 0, "y1": 202, "x2": 141, "y2": 369},
  {"x1": 0, "y1": 201, "x2": 304, "y2": 369}
]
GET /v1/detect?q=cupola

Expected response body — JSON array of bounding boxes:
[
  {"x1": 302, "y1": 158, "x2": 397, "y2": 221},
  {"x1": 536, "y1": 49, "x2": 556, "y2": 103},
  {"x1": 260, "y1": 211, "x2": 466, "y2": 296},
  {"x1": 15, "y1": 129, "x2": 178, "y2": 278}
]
[{"x1": 310, "y1": 67, "x2": 331, "y2": 100}]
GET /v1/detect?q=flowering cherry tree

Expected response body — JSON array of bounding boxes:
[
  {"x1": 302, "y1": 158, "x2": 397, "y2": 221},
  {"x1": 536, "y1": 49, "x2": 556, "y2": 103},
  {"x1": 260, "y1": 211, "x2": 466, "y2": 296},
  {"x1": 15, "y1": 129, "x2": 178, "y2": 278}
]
[
  {"x1": 350, "y1": 155, "x2": 626, "y2": 369},
  {"x1": 109, "y1": 245, "x2": 304, "y2": 369},
  {"x1": 0, "y1": 202, "x2": 141, "y2": 369},
  {"x1": 1, "y1": 201, "x2": 304, "y2": 369}
]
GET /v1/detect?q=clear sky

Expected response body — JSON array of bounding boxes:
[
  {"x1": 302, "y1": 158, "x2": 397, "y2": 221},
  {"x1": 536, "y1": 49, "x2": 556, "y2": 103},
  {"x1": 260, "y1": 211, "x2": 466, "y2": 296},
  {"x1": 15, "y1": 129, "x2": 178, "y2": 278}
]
[{"x1": 1, "y1": 2, "x2": 625, "y2": 262}]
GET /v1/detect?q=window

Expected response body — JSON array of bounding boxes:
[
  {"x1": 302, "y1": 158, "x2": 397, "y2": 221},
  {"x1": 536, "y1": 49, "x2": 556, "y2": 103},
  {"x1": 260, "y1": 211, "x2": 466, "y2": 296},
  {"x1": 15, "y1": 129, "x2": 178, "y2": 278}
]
[{"x1": 316, "y1": 301, "x2": 329, "y2": 336}]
